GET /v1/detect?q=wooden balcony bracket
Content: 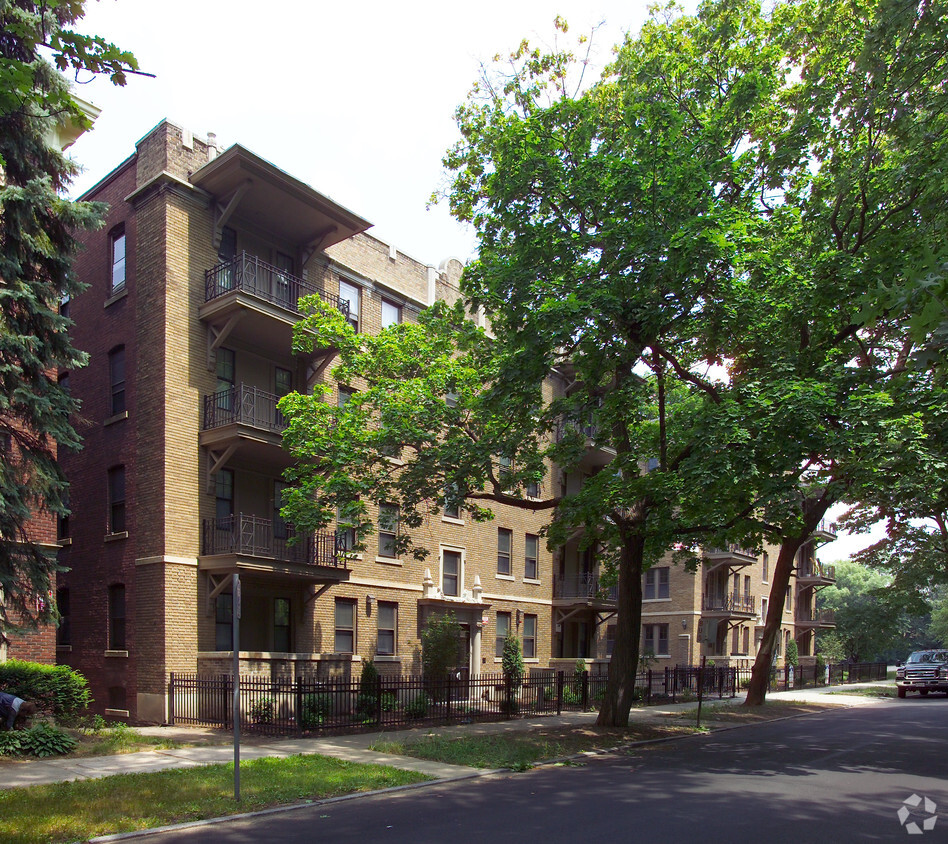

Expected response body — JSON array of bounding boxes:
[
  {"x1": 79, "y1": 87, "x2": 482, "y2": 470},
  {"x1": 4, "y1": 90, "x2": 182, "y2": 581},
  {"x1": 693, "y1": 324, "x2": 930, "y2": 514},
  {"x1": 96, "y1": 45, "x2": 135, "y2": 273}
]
[
  {"x1": 206, "y1": 314, "x2": 245, "y2": 370},
  {"x1": 205, "y1": 572, "x2": 231, "y2": 616},
  {"x1": 212, "y1": 180, "x2": 251, "y2": 249},
  {"x1": 206, "y1": 444, "x2": 238, "y2": 492},
  {"x1": 305, "y1": 582, "x2": 335, "y2": 605}
]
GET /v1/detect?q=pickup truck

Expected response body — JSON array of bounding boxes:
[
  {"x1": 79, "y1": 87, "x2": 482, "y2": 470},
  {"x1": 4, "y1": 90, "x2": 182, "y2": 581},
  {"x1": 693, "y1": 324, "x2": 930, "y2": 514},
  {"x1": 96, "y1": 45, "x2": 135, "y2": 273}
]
[{"x1": 896, "y1": 650, "x2": 948, "y2": 698}]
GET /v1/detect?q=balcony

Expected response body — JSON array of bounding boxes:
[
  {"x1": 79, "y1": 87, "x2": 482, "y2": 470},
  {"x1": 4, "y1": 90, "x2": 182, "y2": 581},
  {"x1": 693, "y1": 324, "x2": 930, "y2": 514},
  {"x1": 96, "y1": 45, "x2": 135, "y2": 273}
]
[
  {"x1": 553, "y1": 573, "x2": 618, "y2": 606},
  {"x1": 796, "y1": 561, "x2": 837, "y2": 585},
  {"x1": 811, "y1": 520, "x2": 838, "y2": 542},
  {"x1": 199, "y1": 253, "x2": 349, "y2": 360},
  {"x1": 703, "y1": 544, "x2": 757, "y2": 569},
  {"x1": 200, "y1": 514, "x2": 350, "y2": 582},
  {"x1": 796, "y1": 608, "x2": 836, "y2": 627},
  {"x1": 702, "y1": 591, "x2": 757, "y2": 618},
  {"x1": 200, "y1": 384, "x2": 293, "y2": 468},
  {"x1": 555, "y1": 417, "x2": 615, "y2": 470}
]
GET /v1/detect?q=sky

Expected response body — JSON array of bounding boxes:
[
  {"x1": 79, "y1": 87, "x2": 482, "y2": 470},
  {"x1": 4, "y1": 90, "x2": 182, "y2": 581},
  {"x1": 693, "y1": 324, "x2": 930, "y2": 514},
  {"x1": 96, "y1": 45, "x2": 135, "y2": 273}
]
[
  {"x1": 66, "y1": 0, "x2": 657, "y2": 264},
  {"x1": 64, "y1": 0, "x2": 887, "y2": 563}
]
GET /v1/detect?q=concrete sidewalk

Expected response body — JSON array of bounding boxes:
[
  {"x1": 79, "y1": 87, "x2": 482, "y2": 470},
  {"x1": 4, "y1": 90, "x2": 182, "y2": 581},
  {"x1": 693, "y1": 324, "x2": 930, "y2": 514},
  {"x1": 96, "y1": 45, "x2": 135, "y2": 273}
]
[{"x1": 0, "y1": 680, "x2": 893, "y2": 790}]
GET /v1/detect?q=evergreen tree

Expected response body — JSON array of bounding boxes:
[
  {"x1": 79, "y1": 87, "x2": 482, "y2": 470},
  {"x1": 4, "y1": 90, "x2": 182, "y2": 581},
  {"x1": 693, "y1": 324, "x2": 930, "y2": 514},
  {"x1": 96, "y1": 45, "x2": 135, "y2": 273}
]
[{"x1": 0, "y1": 0, "x2": 139, "y2": 639}]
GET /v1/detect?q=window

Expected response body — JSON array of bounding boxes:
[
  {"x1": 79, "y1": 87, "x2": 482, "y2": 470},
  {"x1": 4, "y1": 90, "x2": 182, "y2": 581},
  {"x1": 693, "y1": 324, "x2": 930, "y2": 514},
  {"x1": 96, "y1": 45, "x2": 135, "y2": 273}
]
[
  {"x1": 606, "y1": 623, "x2": 616, "y2": 657},
  {"x1": 731, "y1": 626, "x2": 740, "y2": 654},
  {"x1": 108, "y1": 584, "x2": 125, "y2": 649},
  {"x1": 58, "y1": 491, "x2": 70, "y2": 541},
  {"x1": 216, "y1": 468, "x2": 234, "y2": 524},
  {"x1": 108, "y1": 466, "x2": 125, "y2": 533},
  {"x1": 378, "y1": 503, "x2": 398, "y2": 558},
  {"x1": 523, "y1": 614, "x2": 537, "y2": 659},
  {"x1": 643, "y1": 623, "x2": 669, "y2": 656},
  {"x1": 337, "y1": 507, "x2": 357, "y2": 551},
  {"x1": 339, "y1": 280, "x2": 360, "y2": 331},
  {"x1": 761, "y1": 597, "x2": 769, "y2": 625},
  {"x1": 60, "y1": 292, "x2": 69, "y2": 320},
  {"x1": 109, "y1": 346, "x2": 125, "y2": 415},
  {"x1": 338, "y1": 386, "x2": 355, "y2": 408},
  {"x1": 762, "y1": 551, "x2": 769, "y2": 581},
  {"x1": 107, "y1": 687, "x2": 127, "y2": 711},
  {"x1": 334, "y1": 599, "x2": 355, "y2": 653},
  {"x1": 110, "y1": 226, "x2": 126, "y2": 294},
  {"x1": 274, "y1": 251, "x2": 294, "y2": 308},
  {"x1": 381, "y1": 298, "x2": 401, "y2": 328},
  {"x1": 273, "y1": 598, "x2": 290, "y2": 652},
  {"x1": 218, "y1": 226, "x2": 236, "y2": 291},
  {"x1": 215, "y1": 592, "x2": 233, "y2": 650},
  {"x1": 785, "y1": 585, "x2": 792, "y2": 611},
  {"x1": 497, "y1": 528, "x2": 512, "y2": 576},
  {"x1": 442, "y1": 549, "x2": 461, "y2": 597},
  {"x1": 644, "y1": 567, "x2": 669, "y2": 600},
  {"x1": 495, "y1": 611, "x2": 510, "y2": 658},
  {"x1": 274, "y1": 367, "x2": 292, "y2": 398},
  {"x1": 742, "y1": 626, "x2": 750, "y2": 654},
  {"x1": 58, "y1": 371, "x2": 69, "y2": 396},
  {"x1": 744, "y1": 575, "x2": 751, "y2": 598},
  {"x1": 442, "y1": 485, "x2": 460, "y2": 520},
  {"x1": 377, "y1": 602, "x2": 397, "y2": 655},
  {"x1": 216, "y1": 347, "x2": 235, "y2": 414},
  {"x1": 524, "y1": 534, "x2": 539, "y2": 580},
  {"x1": 525, "y1": 478, "x2": 540, "y2": 498},
  {"x1": 56, "y1": 588, "x2": 70, "y2": 646}
]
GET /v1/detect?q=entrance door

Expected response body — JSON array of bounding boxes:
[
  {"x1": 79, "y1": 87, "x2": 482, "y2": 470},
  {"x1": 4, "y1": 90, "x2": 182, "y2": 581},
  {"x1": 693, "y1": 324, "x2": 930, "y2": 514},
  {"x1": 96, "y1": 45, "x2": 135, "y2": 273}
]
[{"x1": 457, "y1": 623, "x2": 471, "y2": 694}]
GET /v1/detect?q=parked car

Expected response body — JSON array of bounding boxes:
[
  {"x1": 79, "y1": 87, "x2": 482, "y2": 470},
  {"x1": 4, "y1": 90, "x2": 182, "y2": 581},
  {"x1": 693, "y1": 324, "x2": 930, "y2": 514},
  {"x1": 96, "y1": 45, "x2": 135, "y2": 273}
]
[{"x1": 896, "y1": 650, "x2": 948, "y2": 698}]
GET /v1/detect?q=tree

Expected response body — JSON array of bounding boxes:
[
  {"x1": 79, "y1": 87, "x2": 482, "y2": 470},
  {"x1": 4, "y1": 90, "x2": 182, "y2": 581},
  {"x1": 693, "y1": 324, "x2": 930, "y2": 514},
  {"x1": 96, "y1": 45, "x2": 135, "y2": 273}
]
[
  {"x1": 818, "y1": 560, "x2": 916, "y2": 662},
  {"x1": 0, "y1": 0, "x2": 140, "y2": 640},
  {"x1": 734, "y1": 0, "x2": 948, "y2": 703},
  {"x1": 420, "y1": 612, "x2": 461, "y2": 685}
]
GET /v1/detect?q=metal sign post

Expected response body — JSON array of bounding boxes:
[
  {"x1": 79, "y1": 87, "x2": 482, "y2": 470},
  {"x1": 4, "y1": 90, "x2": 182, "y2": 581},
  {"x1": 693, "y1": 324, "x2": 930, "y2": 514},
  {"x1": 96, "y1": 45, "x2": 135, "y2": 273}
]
[{"x1": 232, "y1": 573, "x2": 241, "y2": 801}]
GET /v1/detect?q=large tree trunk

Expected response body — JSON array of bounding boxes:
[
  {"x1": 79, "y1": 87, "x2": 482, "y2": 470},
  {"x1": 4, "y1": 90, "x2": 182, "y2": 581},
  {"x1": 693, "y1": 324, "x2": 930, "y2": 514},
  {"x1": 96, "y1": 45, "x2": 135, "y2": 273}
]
[
  {"x1": 597, "y1": 534, "x2": 645, "y2": 726},
  {"x1": 745, "y1": 497, "x2": 831, "y2": 706}
]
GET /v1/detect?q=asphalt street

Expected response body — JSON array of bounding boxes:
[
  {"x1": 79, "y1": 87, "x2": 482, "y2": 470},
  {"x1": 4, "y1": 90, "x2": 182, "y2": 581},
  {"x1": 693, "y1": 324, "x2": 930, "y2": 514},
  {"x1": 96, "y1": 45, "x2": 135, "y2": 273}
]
[{"x1": 130, "y1": 697, "x2": 948, "y2": 844}]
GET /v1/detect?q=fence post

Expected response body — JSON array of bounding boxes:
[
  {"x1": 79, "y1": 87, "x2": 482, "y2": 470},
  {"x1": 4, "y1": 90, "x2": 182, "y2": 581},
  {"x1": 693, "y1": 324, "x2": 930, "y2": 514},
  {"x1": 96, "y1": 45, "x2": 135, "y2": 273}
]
[
  {"x1": 295, "y1": 677, "x2": 303, "y2": 735},
  {"x1": 581, "y1": 670, "x2": 589, "y2": 711},
  {"x1": 505, "y1": 672, "x2": 513, "y2": 720},
  {"x1": 222, "y1": 674, "x2": 231, "y2": 730},
  {"x1": 168, "y1": 673, "x2": 175, "y2": 726},
  {"x1": 556, "y1": 670, "x2": 564, "y2": 715},
  {"x1": 375, "y1": 675, "x2": 383, "y2": 726},
  {"x1": 647, "y1": 669, "x2": 652, "y2": 705}
]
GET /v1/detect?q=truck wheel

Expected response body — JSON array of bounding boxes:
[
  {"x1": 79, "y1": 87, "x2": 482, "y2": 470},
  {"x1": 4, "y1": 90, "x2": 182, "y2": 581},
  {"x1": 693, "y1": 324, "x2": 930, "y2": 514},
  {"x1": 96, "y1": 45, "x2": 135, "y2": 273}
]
[
  {"x1": 920, "y1": 689, "x2": 929, "y2": 696},
  {"x1": 898, "y1": 687, "x2": 907, "y2": 698}
]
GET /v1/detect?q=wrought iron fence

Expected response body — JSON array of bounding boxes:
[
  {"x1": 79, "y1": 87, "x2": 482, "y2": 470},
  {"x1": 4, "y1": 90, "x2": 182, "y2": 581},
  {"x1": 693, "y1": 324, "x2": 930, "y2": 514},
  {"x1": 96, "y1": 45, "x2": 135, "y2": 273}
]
[
  {"x1": 203, "y1": 384, "x2": 287, "y2": 433},
  {"x1": 201, "y1": 515, "x2": 345, "y2": 568},
  {"x1": 553, "y1": 573, "x2": 618, "y2": 601},
  {"x1": 168, "y1": 664, "x2": 742, "y2": 736},
  {"x1": 205, "y1": 251, "x2": 350, "y2": 318},
  {"x1": 734, "y1": 661, "x2": 886, "y2": 692}
]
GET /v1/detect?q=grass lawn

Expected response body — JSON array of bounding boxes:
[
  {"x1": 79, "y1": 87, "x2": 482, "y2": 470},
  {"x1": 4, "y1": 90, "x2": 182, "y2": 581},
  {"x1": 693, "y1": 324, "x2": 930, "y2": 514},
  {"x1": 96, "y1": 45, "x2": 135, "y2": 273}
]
[
  {"x1": 0, "y1": 754, "x2": 429, "y2": 844},
  {"x1": 370, "y1": 723, "x2": 700, "y2": 770},
  {"x1": 827, "y1": 685, "x2": 897, "y2": 698},
  {"x1": 662, "y1": 700, "x2": 832, "y2": 725}
]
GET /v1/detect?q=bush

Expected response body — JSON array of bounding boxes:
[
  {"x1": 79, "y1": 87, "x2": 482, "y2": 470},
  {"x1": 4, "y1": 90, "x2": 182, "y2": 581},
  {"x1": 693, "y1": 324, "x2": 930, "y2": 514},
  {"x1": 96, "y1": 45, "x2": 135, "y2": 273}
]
[
  {"x1": 300, "y1": 694, "x2": 331, "y2": 730},
  {"x1": 502, "y1": 635, "x2": 524, "y2": 684},
  {"x1": 404, "y1": 692, "x2": 429, "y2": 719},
  {"x1": 0, "y1": 723, "x2": 75, "y2": 757},
  {"x1": 0, "y1": 660, "x2": 90, "y2": 717},
  {"x1": 422, "y1": 613, "x2": 460, "y2": 685},
  {"x1": 356, "y1": 660, "x2": 380, "y2": 719},
  {"x1": 786, "y1": 639, "x2": 799, "y2": 668},
  {"x1": 380, "y1": 691, "x2": 398, "y2": 712},
  {"x1": 249, "y1": 696, "x2": 274, "y2": 724}
]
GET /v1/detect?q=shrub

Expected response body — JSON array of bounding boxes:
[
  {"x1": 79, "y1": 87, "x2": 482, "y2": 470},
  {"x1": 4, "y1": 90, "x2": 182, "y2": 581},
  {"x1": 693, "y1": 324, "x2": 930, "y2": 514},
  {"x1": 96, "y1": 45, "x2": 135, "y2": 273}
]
[
  {"x1": 404, "y1": 692, "x2": 429, "y2": 719},
  {"x1": 356, "y1": 660, "x2": 380, "y2": 719},
  {"x1": 380, "y1": 691, "x2": 398, "y2": 712},
  {"x1": 300, "y1": 694, "x2": 331, "y2": 730},
  {"x1": 502, "y1": 635, "x2": 524, "y2": 684},
  {"x1": 249, "y1": 696, "x2": 274, "y2": 724},
  {"x1": 574, "y1": 658, "x2": 587, "y2": 678},
  {"x1": 0, "y1": 660, "x2": 90, "y2": 717},
  {"x1": 0, "y1": 723, "x2": 75, "y2": 757},
  {"x1": 786, "y1": 639, "x2": 799, "y2": 668},
  {"x1": 422, "y1": 613, "x2": 460, "y2": 685}
]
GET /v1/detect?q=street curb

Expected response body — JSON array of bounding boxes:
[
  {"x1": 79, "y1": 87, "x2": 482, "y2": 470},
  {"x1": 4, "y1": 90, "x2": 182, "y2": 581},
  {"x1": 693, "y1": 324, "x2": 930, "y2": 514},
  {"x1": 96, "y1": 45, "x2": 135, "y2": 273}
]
[{"x1": 85, "y1": 702, "x2": 872, "y2": 841}]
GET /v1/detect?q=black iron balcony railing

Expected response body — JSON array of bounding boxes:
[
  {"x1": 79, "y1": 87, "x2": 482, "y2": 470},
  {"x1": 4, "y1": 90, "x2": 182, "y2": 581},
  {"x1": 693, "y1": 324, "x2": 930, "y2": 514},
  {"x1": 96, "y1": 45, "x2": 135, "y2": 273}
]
[
  {"x1": 203, "y1": 384, "x2": 287, "y2": 434},
  {"x1": 201, "y1": 514, "x2": 346, "y2": 569},
  {"x1": 205, "y1": 252, "x2": 350, "y2": 318},
  {"x1": 797, "y1": 608, "x2": 836, "y2": 625},
  {"x1": 702, "y1": 592, "x2": 757, "y2": 614},
  {"x1": 554, "y1": 573, "x2": 618, "y2": 602},
  {"x1": 797, "y1": 561, "x2": 837, "y2": 581},
  {"x1": 555, "y1": 416, "x2": 599, "y2": 443},
  {"x1": 706, "y1": 543, "x2": 757, "y2": 559},
  {"x1": 813, "y1": 519, "x2": 838, "y2": 539}
]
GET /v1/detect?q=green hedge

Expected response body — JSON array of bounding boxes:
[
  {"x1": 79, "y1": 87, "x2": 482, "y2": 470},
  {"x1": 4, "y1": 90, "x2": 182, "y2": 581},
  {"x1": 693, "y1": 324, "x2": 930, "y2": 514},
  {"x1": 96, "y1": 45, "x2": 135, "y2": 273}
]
[{"x1": 0, "y1": 660, "x2": 91, "y2": 717}]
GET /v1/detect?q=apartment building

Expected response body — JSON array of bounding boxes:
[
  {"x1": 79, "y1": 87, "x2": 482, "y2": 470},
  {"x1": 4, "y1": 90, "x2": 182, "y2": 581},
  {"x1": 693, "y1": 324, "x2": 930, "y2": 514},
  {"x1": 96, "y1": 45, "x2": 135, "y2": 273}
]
[
  {"x1": 55, "y1": 120, "x2": 559, "y2": 722},
  {"x1": 56, "y1": 119, "x2": 835, "y2": 721}
]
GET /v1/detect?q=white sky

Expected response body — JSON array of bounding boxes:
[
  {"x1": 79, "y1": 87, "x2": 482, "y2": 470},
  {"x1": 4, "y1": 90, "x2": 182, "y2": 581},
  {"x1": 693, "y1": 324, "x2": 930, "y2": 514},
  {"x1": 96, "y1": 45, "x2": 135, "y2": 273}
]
[
  {"x1": 64, "y1": 0, "x2": 888, "y2": 562},
  {"x1": 66, "y1": 0, "x2": 657, "y2": 265}
]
